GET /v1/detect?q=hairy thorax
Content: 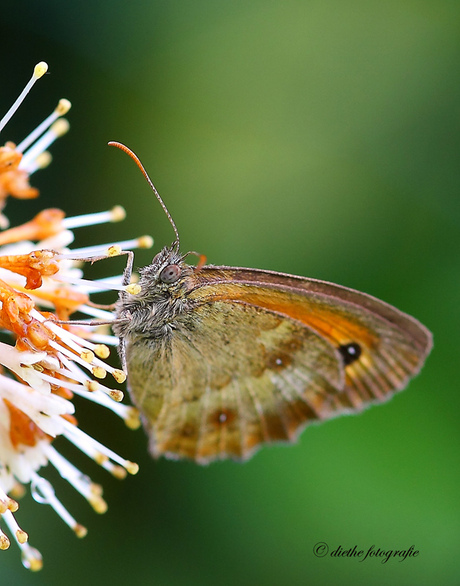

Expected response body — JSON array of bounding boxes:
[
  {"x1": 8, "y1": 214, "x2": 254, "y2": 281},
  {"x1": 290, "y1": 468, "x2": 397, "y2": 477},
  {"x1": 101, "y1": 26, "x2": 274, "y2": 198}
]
[{"x1": 113, "y1": 258, "x2": 196, "y2": 342}]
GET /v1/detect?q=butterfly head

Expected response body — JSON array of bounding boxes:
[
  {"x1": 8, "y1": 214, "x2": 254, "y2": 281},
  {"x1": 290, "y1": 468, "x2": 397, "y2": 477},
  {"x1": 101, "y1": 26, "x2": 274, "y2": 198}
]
[
  {"x1": 136, "y1": 243, "x2": 194, "y2": 297},
  {"x1": 113, "y1": 243, "x2": 194, "y2": 350}
]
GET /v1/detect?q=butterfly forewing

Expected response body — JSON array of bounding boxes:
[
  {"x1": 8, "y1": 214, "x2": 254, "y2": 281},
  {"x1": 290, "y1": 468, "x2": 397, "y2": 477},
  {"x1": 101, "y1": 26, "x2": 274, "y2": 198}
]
[{"x1": 189, "y1": 266, "x2": 432, "y2": 412}]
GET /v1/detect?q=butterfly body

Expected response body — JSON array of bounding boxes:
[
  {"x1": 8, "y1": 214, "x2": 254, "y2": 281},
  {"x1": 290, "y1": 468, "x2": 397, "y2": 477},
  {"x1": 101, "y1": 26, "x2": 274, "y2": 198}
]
[{"x1": 114, "y1": 243, "x2": 432, "y2": 464}]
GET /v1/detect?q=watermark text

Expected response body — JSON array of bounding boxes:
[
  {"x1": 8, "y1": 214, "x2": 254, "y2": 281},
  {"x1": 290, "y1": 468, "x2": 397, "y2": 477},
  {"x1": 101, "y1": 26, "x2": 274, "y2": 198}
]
[{"x1": 313, "y1": 543, "x2": 419, "y2": 563}]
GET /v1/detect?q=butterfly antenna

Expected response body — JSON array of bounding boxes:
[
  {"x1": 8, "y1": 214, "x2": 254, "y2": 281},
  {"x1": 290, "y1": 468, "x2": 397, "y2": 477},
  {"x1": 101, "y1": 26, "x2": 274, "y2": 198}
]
[{"x1": 108, "y1": 141, "x2": 180, "y2": 249}]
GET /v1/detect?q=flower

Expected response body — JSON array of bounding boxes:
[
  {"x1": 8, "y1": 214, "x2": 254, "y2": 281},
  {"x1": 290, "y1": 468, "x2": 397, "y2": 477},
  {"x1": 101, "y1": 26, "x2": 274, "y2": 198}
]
[{"x1": 0, "y1": 62, "x2": 152, "y2": 570}]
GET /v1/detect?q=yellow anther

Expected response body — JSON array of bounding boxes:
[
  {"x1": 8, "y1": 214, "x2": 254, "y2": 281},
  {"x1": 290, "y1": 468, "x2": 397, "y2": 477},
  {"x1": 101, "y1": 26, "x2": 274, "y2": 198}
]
[
  {"x1": 27, "y1": 555, "x2": 43, "y2": 572},
  {"x1": 94, "y1": 452, "x2": 109, "y2": 465},
  {"x1": 112, "y1": 369, "x2": 126, "y2": 384},
  {"x1": 80, "y1": 349, "x2": 94, "y2": 363},
  {"x1": 138, "y1": 235, "x2": 154, "y2": 248},
  {"x1": 109, "y1": 389, "x2": 124, "y2": 402},
  {"x1": 50, "y1": 118, "x2": 70, "y2": 137},
  {"x1": 90, "y1": 496, "x2": 108, "y2": 514},
  {"x1": 126, "y1": 461, "x2": 139, "y2": 475},
  {"x1": 56, "y1": 98, "x2": 71, "y2": 115},
  {"x1": 125, "y1": 407, "x2": 141, "y2": 430},
  {"x1": 0, "y1": 534, "x2": 10, "y2": 550},
  {"x1": 16, "y1": 529, "x2": 28, "y2": 544},
  {"x1": 94, "y1": 344, "x2": 110, "y2": 359},
  {"x1": 110, "y1": 205, "x2": 126, "y2": 222},
  {"x1": 7, "y1": 498, "x2": 19, "y2": 512},
  {"x1": 34, "y1": 62, "x2": 48, "y2": 79},
  {"x1": 74, "y1": 524, "x2": 88, "y2": 538},
  {"x1": 35, "y1": 151, "x2": 52, "y2": 169},
  {"x1": 125, "y1": 283, "x2": 141, "y2": 295},
  {"x1": 111, "y1": 466, "x2": 127, "y2": 479},
  {"x1": 107, "y1": 245, "x2": 122, "y2": 257},
  {"x1": 92, "y1": 366, "x2": 107, "y2": 379},
  {"x1": 84, "y1": 380, "x2": 100, "y2": 392},
  {"x1": 22, "y1": 547, "x2": 43, "y2": 571},
  {"x1": 90, "y1": 483, "x2": 103, "y2": 497}
]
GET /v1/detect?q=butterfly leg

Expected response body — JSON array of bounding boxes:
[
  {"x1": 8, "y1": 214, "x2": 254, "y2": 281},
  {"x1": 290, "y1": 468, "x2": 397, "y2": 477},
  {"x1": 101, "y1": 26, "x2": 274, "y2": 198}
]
[
  {"x1": 121, "y1": 250, "x2": 134, "y2": 287},
  {"x1": 117, "y1": 336, "x2": 127, "y2": 372},
  {"x1": 112, "y1": 249, "x2": 133, "y2": 371}
]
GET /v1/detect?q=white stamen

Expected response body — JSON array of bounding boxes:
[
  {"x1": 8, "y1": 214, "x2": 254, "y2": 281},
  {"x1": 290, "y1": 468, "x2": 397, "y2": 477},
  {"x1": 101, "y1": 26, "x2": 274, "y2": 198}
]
[
  {"x1": 29, "y1": 310, "x2": 107, "y2": 353},
  {"x1": 44, "y1": 445, "x2": 107, "y2": 513},
  {"x1": 30, "y1": 473, "x2": 85, "y2": 536},
  {"x1": 26, "y1": 151, "x2": 52, "y2": 175},
  {"x1": 44, "y1": 444, "x2": 91, "y2": 494},
  {"x1": 0, "y1": 375, "x2": 73, "y2": 437},
  {"x1": 51, "y1": 274, "x2": 126, "y2": 292},
  {"x1": 63, "y1": 235, "x2": 153, "y2": 258},
  {"x1": 61, "y1": 419, "x2": 138, "y2": 475},
  {"x1": 56, "y1": 357, "x2": 133, "y2": 422},
  {"x1": 48, "y1": 339, "x2": 98, "y2": 373},
  {"x1": 37, "y1": 370, "x2": 123, "y2": 403},
  {"x1": 16, "y1": 99, "x2": 72, "y2": 153},
  {"x1": 0, "y1": 62, "x2": 48, "y2": 133},
  {"x1": 20, "y1": 543, "x2": 43, "y2": 572},
  {"x1": 19, "y1": 119, "x2": 69, "y2": 171},
  {"x1": 0, "y1": 342, "x2": 47, "y2": 382},
  {"x1": 76, "y1": 305, "x2": 115, "y2": 320},
  {"x1": 39, "y1": 229, "x2": 75, "y2": 250},
  {"x1": 43, "y1": 319, "x2": 106, "y2": 355},
  {"x1": 0, "y1": 528, "x2": 10, "y2": 550},
  {"x1": 75, "y1": 274, "x2": 124, "y2": 291},
  {"x1": 47, "y1": 334, "x2": 121, "y2": 382},
  {"x1": 61, "y1": 206, "x2": 126, "y2": 230},
  {"x1": 88, "y1": 333, "x2": 119, "y2": 346},
  {"x1": 2, "y1": 509, "x2": 27, "y2": 546}
]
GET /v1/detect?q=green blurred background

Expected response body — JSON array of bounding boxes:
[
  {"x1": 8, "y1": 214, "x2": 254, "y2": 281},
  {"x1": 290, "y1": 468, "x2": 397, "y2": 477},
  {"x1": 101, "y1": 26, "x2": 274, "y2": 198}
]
[{"x1": 2, "y1": 1, "x2": 459, "y2": 584}]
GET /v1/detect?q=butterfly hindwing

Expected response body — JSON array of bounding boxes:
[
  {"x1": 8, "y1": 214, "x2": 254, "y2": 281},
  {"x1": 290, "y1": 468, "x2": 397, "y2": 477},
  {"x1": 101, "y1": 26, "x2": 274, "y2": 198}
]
[{"x1": 126, "y1": 299, "x2": 346, "y2": 463}]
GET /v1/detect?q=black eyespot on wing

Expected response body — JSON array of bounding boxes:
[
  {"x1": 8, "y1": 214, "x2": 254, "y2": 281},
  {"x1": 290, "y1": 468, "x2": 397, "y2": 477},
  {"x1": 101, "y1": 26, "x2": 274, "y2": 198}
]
[
  {"x1": 160, "y1": 264, "x2": 181, "y2": 283},
  {"x1": 338, "y1": 342, "x2": 362, "y2": 366}
]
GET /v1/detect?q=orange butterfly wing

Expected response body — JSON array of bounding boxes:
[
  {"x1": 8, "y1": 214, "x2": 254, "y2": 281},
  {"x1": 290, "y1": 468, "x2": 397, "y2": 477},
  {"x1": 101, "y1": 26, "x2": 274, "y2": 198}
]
[{"x1": 126, "y1": 265, "x2": 431, "y2": 463}]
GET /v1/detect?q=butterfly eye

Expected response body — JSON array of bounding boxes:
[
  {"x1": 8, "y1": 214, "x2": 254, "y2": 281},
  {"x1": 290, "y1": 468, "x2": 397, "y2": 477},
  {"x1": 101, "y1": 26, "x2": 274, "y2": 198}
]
[{"x1": 160, "y1": 264, "x2": 181, "y2": 284}]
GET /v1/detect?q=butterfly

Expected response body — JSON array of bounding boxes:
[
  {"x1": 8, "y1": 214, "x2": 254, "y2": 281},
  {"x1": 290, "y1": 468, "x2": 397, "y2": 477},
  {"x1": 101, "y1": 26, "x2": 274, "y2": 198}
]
[{"x1": 110, "y1": 142, "x2": 432, "y2": 464}]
